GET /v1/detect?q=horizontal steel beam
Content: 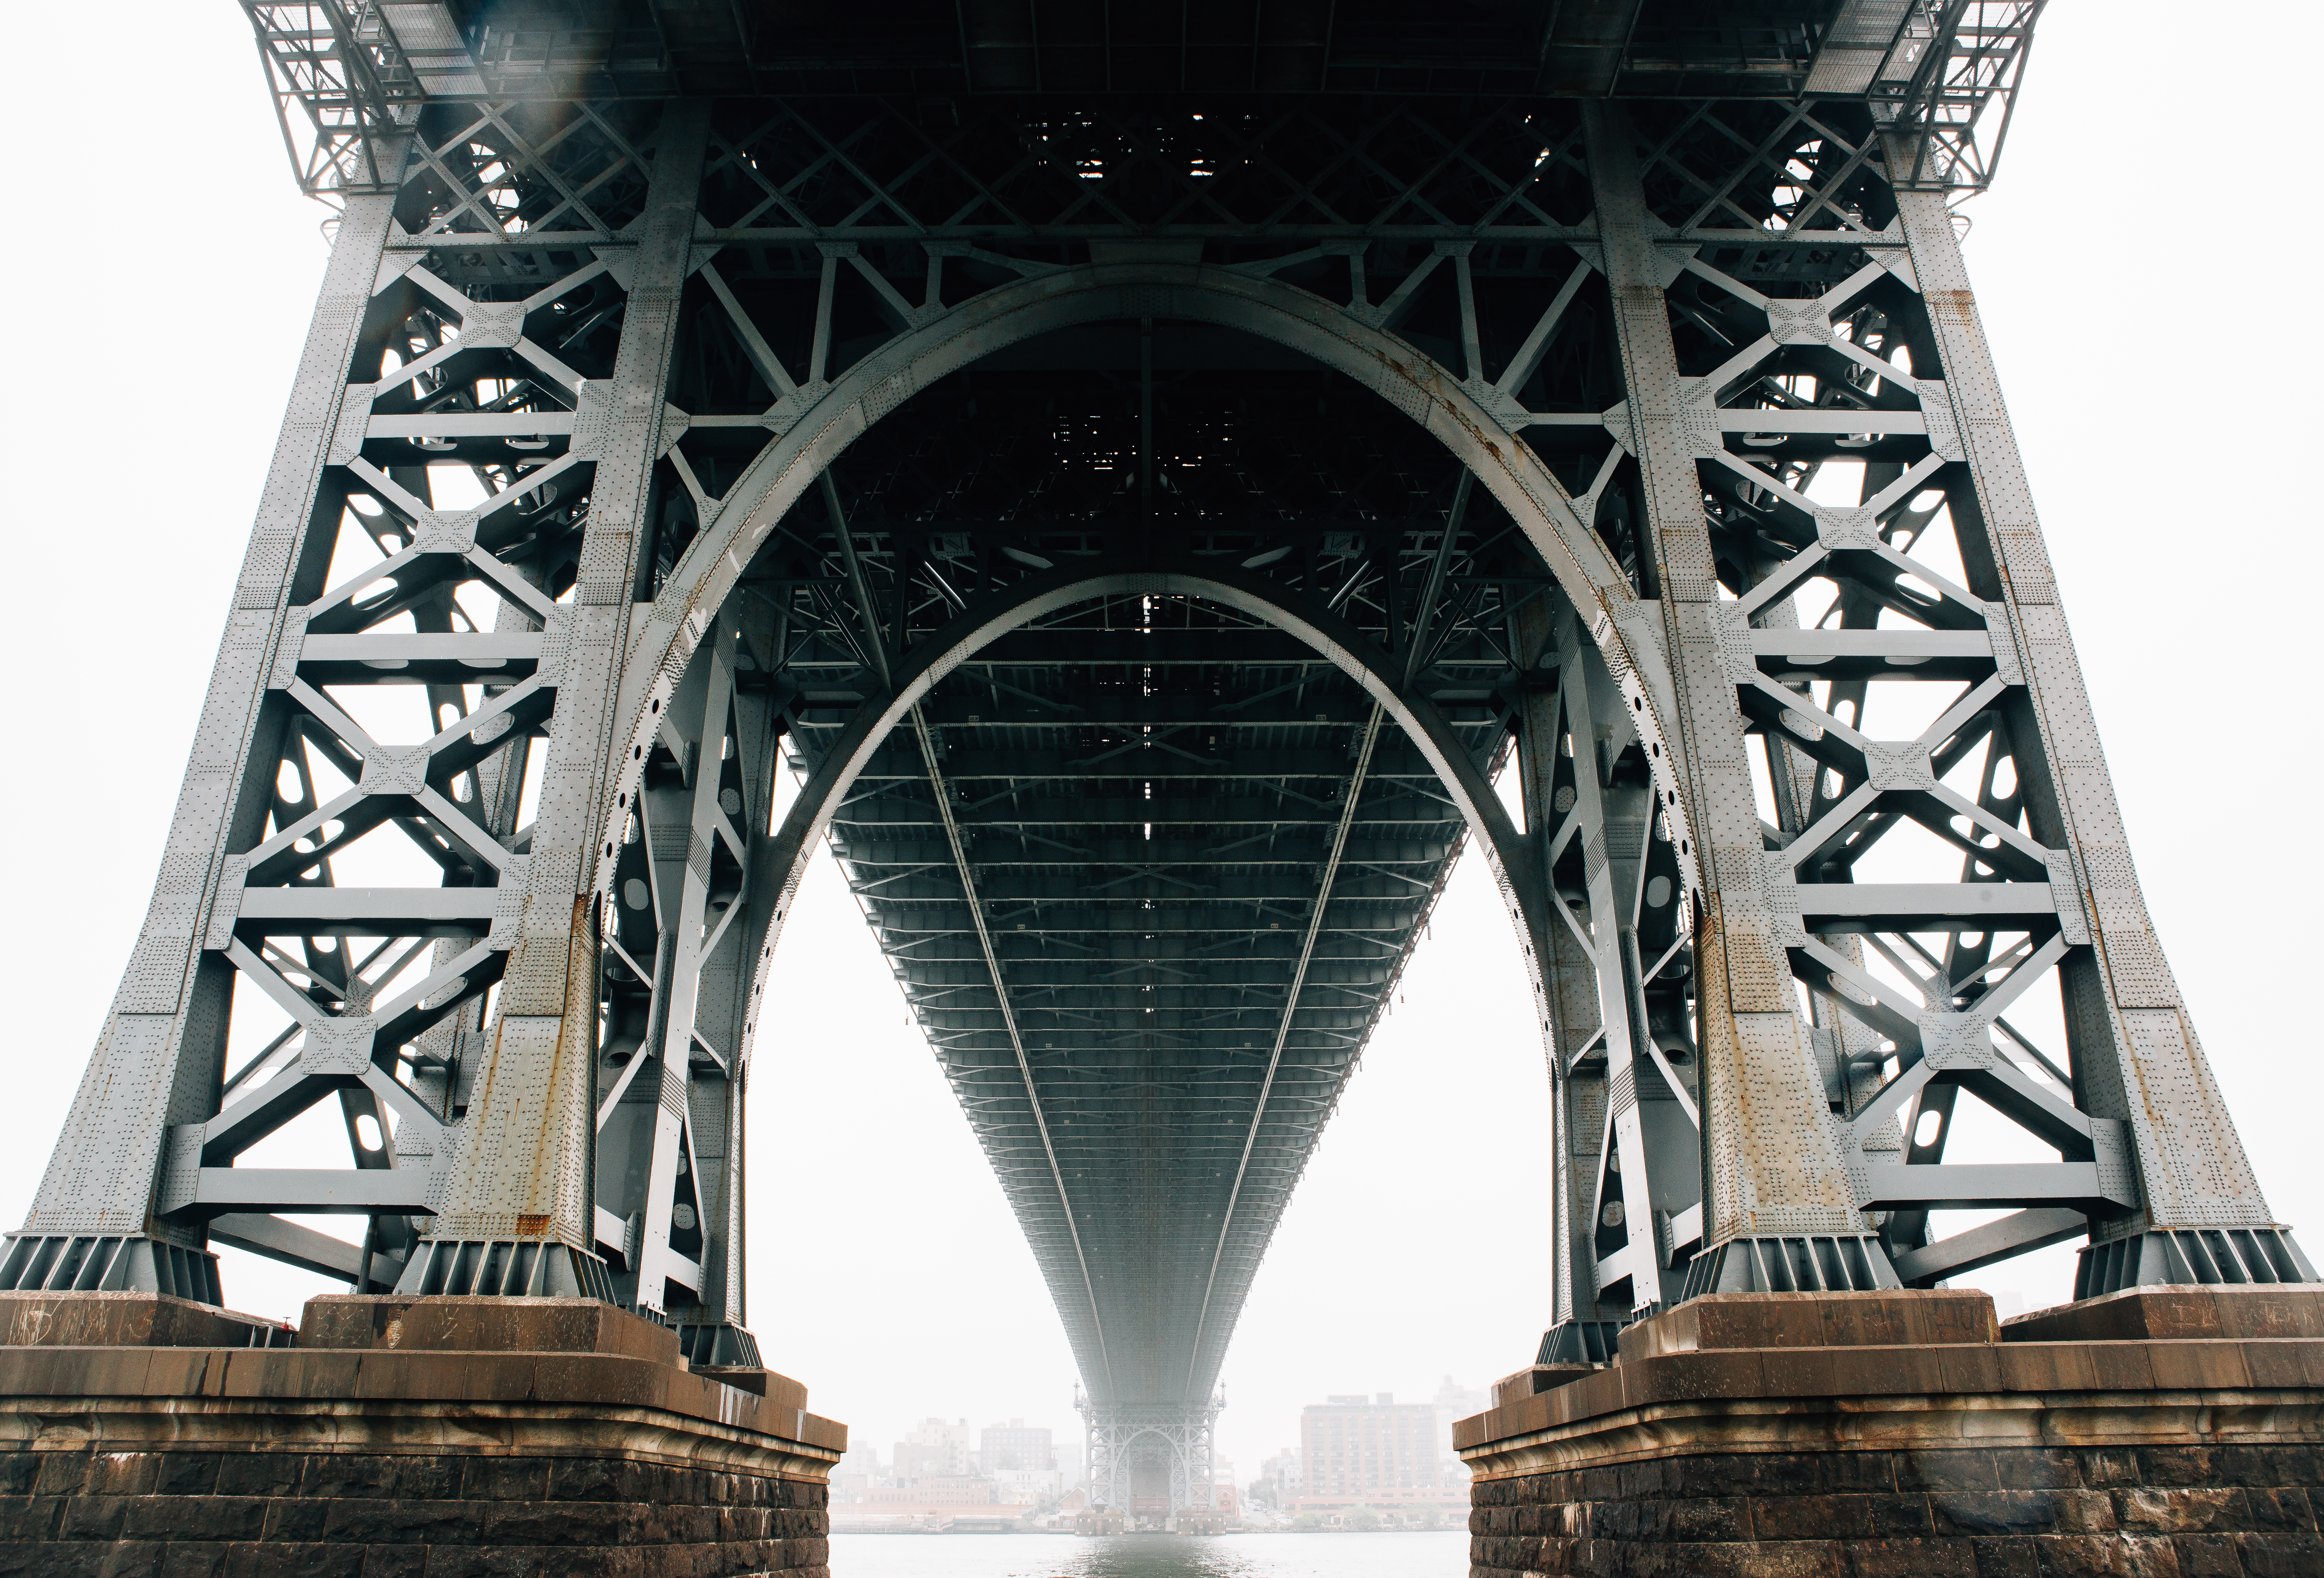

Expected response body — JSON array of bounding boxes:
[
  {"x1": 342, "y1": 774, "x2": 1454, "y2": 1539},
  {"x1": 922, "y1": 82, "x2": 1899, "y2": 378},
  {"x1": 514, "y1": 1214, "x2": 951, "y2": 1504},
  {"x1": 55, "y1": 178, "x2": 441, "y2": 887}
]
[
  {"x1": 866, "y1": 903, "x2": 1419, "y2": 934},
  {"x1": 208, "y1": 1212, "x2": 376, "y2": 1283},
  {"x1": 1787, "y1": 882, "x2": 2058, "y2": 928},
  {"x1": 1889, "y1": 1208, "x2": 2086, "y2": 1286},
  {"x1": 231, "y1": 887, "x2": 503, "y2": 936},
  {"x1": 1854, "y1": 1162, "x2": 2118, "y2": 1212},
  {"x1": 189, "y1": 1168, "x2": 436, "y2": 1215},
  {"x1": 839, "y1": 836, "x2": 1453, "y2": 867}
]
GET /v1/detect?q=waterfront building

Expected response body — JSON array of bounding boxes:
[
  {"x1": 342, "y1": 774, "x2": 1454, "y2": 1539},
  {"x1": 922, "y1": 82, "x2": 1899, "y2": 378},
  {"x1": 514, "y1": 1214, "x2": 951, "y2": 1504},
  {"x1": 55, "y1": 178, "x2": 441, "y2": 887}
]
[{"x1": 1296, "y1": 1393, "x2": 1441, "y2": 1510}]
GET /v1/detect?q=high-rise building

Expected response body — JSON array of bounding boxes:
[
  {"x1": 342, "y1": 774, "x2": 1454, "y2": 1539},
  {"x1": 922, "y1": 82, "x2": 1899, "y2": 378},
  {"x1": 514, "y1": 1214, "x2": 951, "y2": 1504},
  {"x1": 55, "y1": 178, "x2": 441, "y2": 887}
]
[
  {"x1": 979, "y1": 1417, "x2": 1056, "y2": 1473},
  {"x1": 1299, "y1": 1393, "x2": 1440, "y2": 1502}
]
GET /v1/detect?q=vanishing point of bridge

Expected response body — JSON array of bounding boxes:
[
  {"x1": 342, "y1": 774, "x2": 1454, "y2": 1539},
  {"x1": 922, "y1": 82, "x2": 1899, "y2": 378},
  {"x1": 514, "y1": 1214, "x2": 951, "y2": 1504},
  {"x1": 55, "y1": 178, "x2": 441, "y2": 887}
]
[{"x1": 2, "y1": 4, "x2": 2318, "y2": 1573}]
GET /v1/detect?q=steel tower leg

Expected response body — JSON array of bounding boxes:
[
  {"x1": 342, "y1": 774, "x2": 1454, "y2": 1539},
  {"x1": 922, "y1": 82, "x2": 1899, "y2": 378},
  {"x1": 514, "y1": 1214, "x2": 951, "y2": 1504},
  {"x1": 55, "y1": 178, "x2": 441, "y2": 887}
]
[
  {"x1": 394, "y1": 104, "x2": 708, "y2": 1298},
  {"x1": 2, "y1": 103, "x2": 733, "y2": 1313},
  {"x1": 1583, "y1": 107, "x2": 1894, "y2": 1293},
  {"x1": 1885, "y1": 162, "x2": 2314, "y2": 1296},
  {"x1": 1566, "y1": 102, "x2": 2310, "y2": 1297}
]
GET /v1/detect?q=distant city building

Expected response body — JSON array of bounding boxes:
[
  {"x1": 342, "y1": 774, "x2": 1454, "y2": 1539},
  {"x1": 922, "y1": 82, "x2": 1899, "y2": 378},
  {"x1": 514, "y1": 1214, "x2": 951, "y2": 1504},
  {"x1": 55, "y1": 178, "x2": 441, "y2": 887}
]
[
  {"x1": 827, "y1": 1408, "x2": 1085, "y2": 1525},
  {"x1": 1296, "y1": 1393, "x2": 1445, "y2": 1512},
  {"x1": 861, "y1": 1475, "x2": 994, "y2": 1508},
  {"x1": 1253, "y1": 1446, "x2": 1303, "y2": 1507},
  {"x1": 893, "y1": 1417, "x2": 973, "y2": 1480},
  {"x1": 979, "y1": 1417, "x2": 1056, "y2": 1472}
]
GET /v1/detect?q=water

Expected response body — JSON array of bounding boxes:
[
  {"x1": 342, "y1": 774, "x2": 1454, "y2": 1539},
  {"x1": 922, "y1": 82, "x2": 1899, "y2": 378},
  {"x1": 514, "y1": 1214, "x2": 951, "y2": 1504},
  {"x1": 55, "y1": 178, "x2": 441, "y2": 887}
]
[{"x1": 829, "y1": 1532, "x2": 1469, "y2": 1578}]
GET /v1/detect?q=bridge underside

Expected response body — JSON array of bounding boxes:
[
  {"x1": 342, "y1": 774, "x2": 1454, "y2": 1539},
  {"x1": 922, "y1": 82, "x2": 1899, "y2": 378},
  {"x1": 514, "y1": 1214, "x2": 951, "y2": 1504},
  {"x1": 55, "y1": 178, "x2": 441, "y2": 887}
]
[
  {"x1": 754, "y1": 344, "x2": 1525, "y2": 1408},
  {"x1": 18, "y1": 6, "x2": 2324, "y2": 1576},
  {"x1": 33, "y1": 0, "x2": 2308, "y2": 1461}
]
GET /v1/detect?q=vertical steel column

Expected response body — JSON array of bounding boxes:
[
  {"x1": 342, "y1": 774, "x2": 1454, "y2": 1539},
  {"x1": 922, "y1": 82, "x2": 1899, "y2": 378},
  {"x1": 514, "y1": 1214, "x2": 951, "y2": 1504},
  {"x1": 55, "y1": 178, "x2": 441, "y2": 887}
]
[
  {"x1": 1890, "y1": 168, "x2": 2312, "y2": 1295},
  {"x1": 632, "y1": 625, "x2": 733, "y2": 1315},
  {"x1": 1511, "y1": 610, "x2": 1606, "y2": 1335},
  {"x1": 401, "y1": 104, "x2": 708, "y2": 1294},
  {"x1": 1583, "y1": 106, "x2": 1894, "y2": 1292},
  {"x1": 680, "y1": 632, "x2": 784, "y2": 1349},
  {"x1": 1514, "y1": 589, "x2": 1706, "y2": 1339},
  {"x1": 1, "y1": 179, "x2": 405, "y2": 1302}
]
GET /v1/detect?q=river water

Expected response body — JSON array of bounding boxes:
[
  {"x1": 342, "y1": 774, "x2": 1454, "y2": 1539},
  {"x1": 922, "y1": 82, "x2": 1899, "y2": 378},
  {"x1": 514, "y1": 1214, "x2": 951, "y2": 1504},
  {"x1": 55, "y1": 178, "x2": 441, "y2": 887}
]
[{"x1": 829, "y1": 1531, "x2": 1469, "y2": 1577}]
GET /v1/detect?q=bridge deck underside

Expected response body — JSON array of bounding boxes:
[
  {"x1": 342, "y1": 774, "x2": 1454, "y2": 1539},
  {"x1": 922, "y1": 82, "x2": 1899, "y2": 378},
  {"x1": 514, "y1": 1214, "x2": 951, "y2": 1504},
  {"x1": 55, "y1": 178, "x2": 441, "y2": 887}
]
[{"x1": 782, "y1": 560, "x2": 1509, "y2": 1410}]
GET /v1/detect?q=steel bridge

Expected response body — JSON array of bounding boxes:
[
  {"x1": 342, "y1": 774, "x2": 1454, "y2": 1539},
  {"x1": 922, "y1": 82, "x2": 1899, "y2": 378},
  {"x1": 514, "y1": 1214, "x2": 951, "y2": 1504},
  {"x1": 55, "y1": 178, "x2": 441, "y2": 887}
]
[{"x1": 7, "y1": 0, "x2": 2312, "y2": 1527}]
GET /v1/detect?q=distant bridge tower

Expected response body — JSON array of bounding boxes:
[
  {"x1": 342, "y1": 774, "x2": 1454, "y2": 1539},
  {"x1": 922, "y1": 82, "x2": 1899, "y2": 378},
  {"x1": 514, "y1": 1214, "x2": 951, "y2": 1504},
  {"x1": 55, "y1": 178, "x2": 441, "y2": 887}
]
[{"x1": 1080, "y1": 1388, "x2": 1221, "y2": 1529}]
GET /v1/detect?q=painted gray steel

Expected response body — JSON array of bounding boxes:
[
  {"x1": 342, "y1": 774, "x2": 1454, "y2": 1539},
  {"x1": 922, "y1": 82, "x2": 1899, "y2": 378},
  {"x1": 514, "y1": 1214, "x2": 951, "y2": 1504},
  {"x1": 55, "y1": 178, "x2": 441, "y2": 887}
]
[{"x1": 7, "y1": 3, "x2": 2306, "y2": 1515}]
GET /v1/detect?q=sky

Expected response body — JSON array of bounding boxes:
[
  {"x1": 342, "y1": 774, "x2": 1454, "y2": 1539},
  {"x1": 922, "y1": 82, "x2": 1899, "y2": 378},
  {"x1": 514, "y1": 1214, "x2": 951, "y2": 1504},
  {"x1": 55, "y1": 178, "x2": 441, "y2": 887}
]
[{"x1": 2, "y1": 2, "x2": 2319, "y2": 1492}]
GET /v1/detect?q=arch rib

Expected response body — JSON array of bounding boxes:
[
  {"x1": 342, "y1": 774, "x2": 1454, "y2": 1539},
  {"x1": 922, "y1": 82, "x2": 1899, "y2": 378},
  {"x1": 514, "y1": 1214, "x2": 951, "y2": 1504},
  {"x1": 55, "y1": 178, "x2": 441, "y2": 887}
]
[{"x1": 608, "y1": 261, "x2": 1704, "y2": 917}]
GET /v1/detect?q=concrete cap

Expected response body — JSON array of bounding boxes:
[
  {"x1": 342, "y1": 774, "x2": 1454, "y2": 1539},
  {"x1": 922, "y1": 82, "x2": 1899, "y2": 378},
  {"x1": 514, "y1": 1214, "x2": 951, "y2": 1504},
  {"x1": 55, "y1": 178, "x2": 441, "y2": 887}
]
[
  {"x1": 696, "y1": 1365, "x2": 771, "y2": 1396},
  {"x1": 1489, "y1": 1364, "x2": 1594, "y2": 1410},
  {"x1": 299, "y1": 1295, "x2": 682, "y2": 1364},
  {"x1": 0, "y1": 1291, "x2": 287, "y2": 1349},
  {"x1": 2002, "y1": 1284, "x2": 2324, "y2": 1344},
  {"x1": 1616, "y1": 1290, "x2": 1998, "y2": 1364}
]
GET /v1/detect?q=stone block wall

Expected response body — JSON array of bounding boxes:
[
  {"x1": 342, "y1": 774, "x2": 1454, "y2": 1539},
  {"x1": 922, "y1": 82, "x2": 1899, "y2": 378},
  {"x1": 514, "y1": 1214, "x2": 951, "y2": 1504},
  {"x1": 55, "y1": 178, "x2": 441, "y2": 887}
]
[
  {"x1": 0, "y1": 1295, "x2": 842, "y2": 1578},
  {"x1": 1460, "y1": 1289, "x2": 2324, "y2": 1578},
  {"x1": 1469, "y1": 1442, "x2": 2319, "y2": 1578},
  {"x1": 0, "y1": 1447, "x2": 829, "y2": 1578}
]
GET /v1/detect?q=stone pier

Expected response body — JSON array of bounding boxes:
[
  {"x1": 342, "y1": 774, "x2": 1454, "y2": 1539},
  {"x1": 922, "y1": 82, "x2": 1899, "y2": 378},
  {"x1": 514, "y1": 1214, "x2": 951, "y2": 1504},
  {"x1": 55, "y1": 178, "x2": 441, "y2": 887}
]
[
  {"x1": 1456, "y1": 1287, "x2": 2324, "y2": 1576},
  {"x1": 0, "y1": 1292, "x2": 841, "y2": 1576}
]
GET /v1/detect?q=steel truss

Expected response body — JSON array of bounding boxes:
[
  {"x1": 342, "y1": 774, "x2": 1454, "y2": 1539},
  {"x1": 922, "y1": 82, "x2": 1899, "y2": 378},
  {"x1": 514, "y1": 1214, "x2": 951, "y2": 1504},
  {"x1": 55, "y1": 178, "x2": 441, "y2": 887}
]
[{"x1": 8, "y1": 4, "x2": 2306, "y2": 1426}]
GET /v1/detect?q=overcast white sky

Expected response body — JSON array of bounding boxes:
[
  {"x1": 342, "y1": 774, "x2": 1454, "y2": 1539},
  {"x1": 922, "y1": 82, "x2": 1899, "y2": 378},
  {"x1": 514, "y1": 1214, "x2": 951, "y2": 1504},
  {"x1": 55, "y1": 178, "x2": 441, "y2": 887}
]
[{"x1": 2, "y1": 2, "x2": 2317, "y2": 1488}]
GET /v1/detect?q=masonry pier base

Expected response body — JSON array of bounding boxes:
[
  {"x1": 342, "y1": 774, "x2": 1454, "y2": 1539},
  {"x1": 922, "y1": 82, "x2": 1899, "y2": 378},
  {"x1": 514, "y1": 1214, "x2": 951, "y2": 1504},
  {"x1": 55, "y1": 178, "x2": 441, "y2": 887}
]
[
  {"x1": 0, "y1": 1291, "x2": 841, "y2": 1576},
  {"x1": 1457, "y1": 1287, "x2": 2324, "y2": 1576}
]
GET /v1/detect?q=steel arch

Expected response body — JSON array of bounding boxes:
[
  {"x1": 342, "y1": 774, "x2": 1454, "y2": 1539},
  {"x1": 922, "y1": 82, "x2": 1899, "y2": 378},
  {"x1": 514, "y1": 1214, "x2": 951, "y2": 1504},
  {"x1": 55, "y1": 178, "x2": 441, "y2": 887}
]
[{"x1": 601, "y1": 262, "x2": 1705, "y2": 915}]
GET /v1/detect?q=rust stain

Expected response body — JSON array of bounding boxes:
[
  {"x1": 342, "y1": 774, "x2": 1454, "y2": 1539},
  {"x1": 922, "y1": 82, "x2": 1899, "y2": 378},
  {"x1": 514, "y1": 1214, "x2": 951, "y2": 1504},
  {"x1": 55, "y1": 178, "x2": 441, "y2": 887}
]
[{"x1": 515, "y1": 1214, "x2": 551, "y2": 1236}]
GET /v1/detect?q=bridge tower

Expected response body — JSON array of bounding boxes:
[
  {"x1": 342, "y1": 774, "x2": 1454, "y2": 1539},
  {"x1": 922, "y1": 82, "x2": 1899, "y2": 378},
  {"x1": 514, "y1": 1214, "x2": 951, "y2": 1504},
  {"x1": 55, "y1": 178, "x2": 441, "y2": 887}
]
[
  {"x1": 2, "y1": 3, "x2": 2318, "y2": 1573},
  {"x1": 1079, "y1": 1389, "x2": 1222, "y2": 1530}
]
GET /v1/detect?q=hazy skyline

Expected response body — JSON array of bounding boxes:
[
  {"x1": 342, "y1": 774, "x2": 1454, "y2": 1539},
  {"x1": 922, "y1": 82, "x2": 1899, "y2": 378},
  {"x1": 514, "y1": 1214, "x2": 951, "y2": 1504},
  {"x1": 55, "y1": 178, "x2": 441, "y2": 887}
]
[{"x1": 4, "y1": 1, "x2": 2317, "y2": 1494}]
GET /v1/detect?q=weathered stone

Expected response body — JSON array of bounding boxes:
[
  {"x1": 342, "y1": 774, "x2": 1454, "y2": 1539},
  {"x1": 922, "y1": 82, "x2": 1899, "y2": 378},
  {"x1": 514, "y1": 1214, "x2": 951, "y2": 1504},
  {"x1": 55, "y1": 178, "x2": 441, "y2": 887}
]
[
  {"x1": 2003, "y1": 1286, "x2": 2324, "y2": 1345},
  {"x1": 0, "y1": 1293, "x2": 287, "y2": 1352},
  {"x1": 0, "y1": 1293, "x2": 840, "y2": 1578},
  {"x1": 1460, "y1": 1288, "x2": 2324, "y2": 1578},
  {"x1": 1492, "y1": 1363, "x2": 1598, "y2": 1408}
]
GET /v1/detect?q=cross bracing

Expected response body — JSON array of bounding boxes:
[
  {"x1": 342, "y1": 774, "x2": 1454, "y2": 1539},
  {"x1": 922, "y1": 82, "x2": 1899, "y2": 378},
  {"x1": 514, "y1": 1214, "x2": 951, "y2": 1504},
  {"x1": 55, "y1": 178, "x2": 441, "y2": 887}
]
[{"x1": 7, "y1": 0, "x2": 2310, "y2": 1482}]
